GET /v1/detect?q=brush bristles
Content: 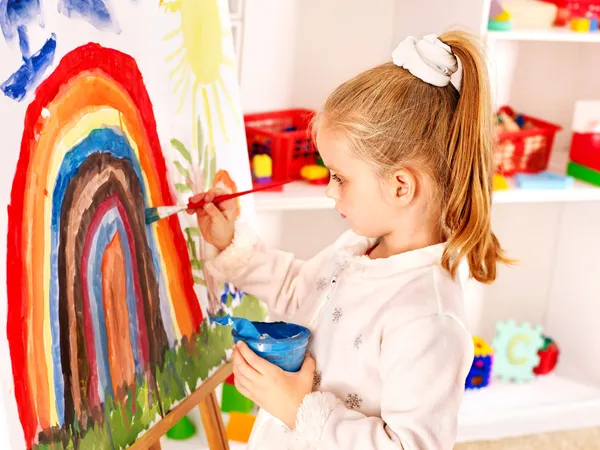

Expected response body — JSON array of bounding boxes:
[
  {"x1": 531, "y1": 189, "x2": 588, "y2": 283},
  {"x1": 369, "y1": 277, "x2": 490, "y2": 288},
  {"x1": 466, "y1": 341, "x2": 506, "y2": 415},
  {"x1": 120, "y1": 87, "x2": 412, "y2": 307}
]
[
  {"x1": 145, "y1": 208, "x2": 161, "y2": 225},
  {"x1": 145, "y1": 205, "x2": 187, "y2": 224}
]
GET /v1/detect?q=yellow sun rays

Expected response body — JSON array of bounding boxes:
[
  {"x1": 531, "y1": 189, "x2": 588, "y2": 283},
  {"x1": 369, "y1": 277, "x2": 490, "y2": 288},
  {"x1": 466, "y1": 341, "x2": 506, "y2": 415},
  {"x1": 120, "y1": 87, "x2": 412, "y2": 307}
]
[{"x1": 161, "y1": 0, "x2": 241, "y2": 157}]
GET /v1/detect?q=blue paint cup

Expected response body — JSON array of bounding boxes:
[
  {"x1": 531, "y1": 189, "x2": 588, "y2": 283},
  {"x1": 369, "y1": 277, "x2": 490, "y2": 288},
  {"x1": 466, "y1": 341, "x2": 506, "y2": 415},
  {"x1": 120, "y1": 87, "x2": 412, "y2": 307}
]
[{"x1": 232, "y1": 321, "x2": 311, "y2": 372}]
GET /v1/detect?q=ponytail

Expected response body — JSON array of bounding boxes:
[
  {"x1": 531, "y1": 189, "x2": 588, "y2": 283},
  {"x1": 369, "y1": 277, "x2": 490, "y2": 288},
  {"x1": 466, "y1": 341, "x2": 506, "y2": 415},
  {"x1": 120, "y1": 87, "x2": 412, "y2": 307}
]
[{"x1": 439, "y1": 30, "x2": 511, "y2": 284}]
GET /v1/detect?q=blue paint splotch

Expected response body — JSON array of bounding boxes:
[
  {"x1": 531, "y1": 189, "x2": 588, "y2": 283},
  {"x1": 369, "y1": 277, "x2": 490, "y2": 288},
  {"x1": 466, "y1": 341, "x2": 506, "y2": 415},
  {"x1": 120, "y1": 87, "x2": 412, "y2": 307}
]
[
  {"x1": 1, "y1": 29, "x2": 56, "y2": 101},
  {"x1": 58, "y1": 0, "x2": 119, "y2": 33},
  {"x1": 0, "y1": 0, "x2": 42, "y2": 41}
]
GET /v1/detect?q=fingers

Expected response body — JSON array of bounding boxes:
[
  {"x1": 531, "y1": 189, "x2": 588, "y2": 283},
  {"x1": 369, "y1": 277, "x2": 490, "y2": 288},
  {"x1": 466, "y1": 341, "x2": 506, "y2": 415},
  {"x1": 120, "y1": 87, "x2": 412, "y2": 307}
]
[
  {"x1": 232, "y1": 346, "x2": 260, "y2": 397},
  {"x1": 186, "y1": 192, "x2": 205, "y2": 214},
  {"x1": 233, "y1": 358, "x2": 254, "y2": 400},
  {"x1": 233, "y1": 345, "x2": 261, "y2": 378},
  {"x1": 205, "y1": 188, "x2": 228, "y2": 203},
  {"x1": 219, "y1": 198, "x2": 238, "y2": 221},
  {"x1": 236, "y1": 341, "x2": 273, "y2": 375},
  {"x1": 203, "y1": 202, "x2": 226, "y2": 221},
  {"x1": 187, "y1": 188, "x2": 232, "y2": 215}
]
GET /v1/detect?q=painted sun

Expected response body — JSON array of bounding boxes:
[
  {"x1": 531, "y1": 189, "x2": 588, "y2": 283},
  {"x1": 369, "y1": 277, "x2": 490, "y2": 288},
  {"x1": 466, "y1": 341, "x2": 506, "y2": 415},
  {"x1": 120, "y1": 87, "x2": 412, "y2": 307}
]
[{"x1": 161, "y1": 0, "x2": 239, "y2": 155}]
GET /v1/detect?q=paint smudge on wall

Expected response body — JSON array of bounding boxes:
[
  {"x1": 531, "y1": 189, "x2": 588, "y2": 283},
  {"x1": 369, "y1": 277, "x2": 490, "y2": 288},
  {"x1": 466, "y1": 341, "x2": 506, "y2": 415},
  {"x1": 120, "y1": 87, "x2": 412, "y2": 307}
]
[
  {"x1": 57, "y1": 0, "x2": 119, "y2": 32},
  {"x1": 1, "y1": 30, "x2": 56, "y2": 101},
  {"x1": 5, "y1": 43, "x2": 222, "y2": 449},
  {"x1": 0, "y1": 0, "x2": 42, "y2": 41}
]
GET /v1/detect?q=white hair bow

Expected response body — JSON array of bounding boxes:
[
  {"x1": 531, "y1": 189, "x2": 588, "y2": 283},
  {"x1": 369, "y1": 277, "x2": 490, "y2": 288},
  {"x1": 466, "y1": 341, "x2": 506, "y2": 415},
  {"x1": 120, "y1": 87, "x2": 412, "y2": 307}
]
[{"x1": 392, "y1": 34, "x2": 458, "y2": 88}]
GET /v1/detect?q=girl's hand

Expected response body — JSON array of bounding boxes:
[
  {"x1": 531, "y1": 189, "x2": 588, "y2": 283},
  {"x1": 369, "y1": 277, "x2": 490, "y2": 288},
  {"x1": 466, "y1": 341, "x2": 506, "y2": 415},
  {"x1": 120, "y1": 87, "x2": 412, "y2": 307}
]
[
  {"x1": 187, "y1": 188, "x2": 237, "y2": 251},
  {"x1": 232, "y1": 341, "x2": 315, "y2": 429}
]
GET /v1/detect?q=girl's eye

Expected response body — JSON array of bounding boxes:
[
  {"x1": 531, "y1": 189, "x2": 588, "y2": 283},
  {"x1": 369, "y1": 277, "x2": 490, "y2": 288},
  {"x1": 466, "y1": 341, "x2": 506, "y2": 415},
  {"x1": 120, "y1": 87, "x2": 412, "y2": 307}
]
[{"x1": 331, "y1": 173, "x2": 345, "y2": 185}]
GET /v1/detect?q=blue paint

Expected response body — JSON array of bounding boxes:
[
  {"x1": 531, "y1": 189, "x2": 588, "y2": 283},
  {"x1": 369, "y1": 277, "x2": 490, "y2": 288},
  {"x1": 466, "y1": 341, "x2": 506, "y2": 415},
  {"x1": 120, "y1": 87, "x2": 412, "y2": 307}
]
[
  {"x1": 50, "y1": 127, "x2": 176, "y2": 425},
  {"x1": 213, "y1": 316, "x2": 311, "y2": 372},
  {"x1": 0, "y1": 0, "x2": 41, "y2": 41},
  {"x1": 1, "y1": 32, "x2": 56, "y2": 101},
  {"x1": 220, "y1": 282, "x2": 246, "y2": 306},
  {"x1": 17, "y1": 24, "x2": 28, "y2": 55},
  {"x1": 211, "y1": 315, "x2": 261, "y2": 339},
  {"x1": 88, "y1": 216, "x2": 118, "y2": 401},
  {"x1": 58, "y1": 0, "x2": 119, "y2": 32}
]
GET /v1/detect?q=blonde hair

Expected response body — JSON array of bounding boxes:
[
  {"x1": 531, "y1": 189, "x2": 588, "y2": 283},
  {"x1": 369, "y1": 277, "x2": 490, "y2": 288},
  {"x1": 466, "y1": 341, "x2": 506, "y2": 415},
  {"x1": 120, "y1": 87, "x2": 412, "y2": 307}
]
[{"x1": 315, "y1": 30, "x2": 510, "y2": 284}]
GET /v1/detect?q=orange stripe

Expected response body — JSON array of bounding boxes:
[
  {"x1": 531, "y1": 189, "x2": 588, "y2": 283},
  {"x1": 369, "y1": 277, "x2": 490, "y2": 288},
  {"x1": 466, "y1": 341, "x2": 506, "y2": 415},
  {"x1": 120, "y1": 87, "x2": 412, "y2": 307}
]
[
  {"x1": 25, "y1": 71, "x2": 195, "y2": 423},
  {"x1": 102, "y1": 233, "x2": 135, "y2": 395}
]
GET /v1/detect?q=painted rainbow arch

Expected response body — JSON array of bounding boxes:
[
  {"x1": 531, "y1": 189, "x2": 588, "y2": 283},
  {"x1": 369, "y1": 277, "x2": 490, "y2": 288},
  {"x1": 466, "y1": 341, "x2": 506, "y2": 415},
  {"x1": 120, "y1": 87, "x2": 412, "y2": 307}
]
[{"x1": 6, "y1": 43, "x2": 203, "y2": 447}]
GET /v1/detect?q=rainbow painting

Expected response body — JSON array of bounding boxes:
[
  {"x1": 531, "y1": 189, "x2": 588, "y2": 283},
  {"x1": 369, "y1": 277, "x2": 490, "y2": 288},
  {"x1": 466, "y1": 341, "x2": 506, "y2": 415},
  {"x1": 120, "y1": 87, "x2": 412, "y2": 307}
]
[
  {"x1": 4, "y1": 43, "x2": 232, "y2": 449},
  {"x1": 1, "y1": 1, "x2": 264, "y2": 448}
]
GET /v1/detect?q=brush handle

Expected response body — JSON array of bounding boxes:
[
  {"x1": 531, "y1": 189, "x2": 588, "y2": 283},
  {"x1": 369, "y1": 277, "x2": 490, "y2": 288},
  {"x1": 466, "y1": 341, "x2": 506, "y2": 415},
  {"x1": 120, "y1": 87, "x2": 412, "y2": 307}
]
[{"x1": 186, "y1": 180, "x2": 291, "y2": 210}]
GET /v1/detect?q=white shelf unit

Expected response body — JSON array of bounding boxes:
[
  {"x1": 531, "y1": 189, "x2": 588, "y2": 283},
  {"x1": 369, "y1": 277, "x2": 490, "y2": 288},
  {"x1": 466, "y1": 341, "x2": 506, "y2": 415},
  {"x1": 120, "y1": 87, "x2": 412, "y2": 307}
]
[
  {"x1": 236, "y1": 0, "x2": 600, "y2": 444},
  {"x1": 487, "y1": 28, "x2": 600, "y2": 42},
  {"x1": 458, "y1": 374, "x2": 600, "y2": 442},
  {"x1": 253, "y1": 152, "x2": 600, "y2": 212}
]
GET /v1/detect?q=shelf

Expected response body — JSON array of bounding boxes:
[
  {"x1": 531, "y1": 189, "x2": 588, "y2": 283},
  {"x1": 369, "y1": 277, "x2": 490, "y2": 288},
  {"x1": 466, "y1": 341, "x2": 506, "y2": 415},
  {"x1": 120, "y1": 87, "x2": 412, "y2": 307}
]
[
  {"x1": 487, "y1": 28, "x2": 600, "y2": 43},
  {"x1": 493, "y1": 177, "x2": 600, "y2": 203},
  {"x1": 457, "y1": 374, "x2": 600, "y2": 442},
  {"x1": 253, "y1": 157, "x2": 600, "y2": 212}
]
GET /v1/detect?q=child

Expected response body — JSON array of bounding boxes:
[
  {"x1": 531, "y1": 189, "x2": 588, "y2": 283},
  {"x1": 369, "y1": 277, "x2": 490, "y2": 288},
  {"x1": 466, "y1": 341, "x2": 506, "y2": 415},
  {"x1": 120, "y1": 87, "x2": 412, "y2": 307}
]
[{"x1": 190, "y1": 30, "x2": 509, "y2": 450}]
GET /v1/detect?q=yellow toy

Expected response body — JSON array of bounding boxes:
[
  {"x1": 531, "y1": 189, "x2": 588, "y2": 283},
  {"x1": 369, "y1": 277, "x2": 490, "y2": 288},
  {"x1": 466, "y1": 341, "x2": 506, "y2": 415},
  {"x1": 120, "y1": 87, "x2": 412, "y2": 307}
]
[
  {"x1": 571, "y1": 17, "x2": 590, "y2": 32},
  {"x1": 300, "y1": 164, "x2": 329, "y2": 184},
  {"x1": 493, "y1": 174, "x2": 509, "y2": 191},
  {"x1": 252, "y1": 154, "x2": 272, "y2": 183}
]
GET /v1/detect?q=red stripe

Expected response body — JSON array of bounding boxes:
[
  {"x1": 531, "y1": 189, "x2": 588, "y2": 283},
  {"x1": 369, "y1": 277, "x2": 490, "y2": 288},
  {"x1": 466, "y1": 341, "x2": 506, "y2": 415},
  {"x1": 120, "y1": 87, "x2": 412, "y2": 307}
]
[{"x1": 80, "y1": 197, "x2": 107, "y2": 411}]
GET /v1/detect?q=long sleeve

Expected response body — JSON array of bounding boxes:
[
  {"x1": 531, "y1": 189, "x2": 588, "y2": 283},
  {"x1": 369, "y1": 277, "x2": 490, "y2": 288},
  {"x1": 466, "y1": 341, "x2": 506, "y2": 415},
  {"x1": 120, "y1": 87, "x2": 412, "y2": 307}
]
[
  {"x1": 205, "y1": 221, "x2": 343, "y2": 319},
  {"x1": 288, "y1": 314, "x2": 474, "y2": 450}
]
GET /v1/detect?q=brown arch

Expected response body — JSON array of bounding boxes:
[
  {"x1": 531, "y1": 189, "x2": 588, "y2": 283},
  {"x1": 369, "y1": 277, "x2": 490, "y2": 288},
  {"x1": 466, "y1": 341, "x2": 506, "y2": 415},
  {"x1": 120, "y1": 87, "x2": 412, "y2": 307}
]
[{"x1": 58, "y1": 152, "x2": 168, "y2": 428}]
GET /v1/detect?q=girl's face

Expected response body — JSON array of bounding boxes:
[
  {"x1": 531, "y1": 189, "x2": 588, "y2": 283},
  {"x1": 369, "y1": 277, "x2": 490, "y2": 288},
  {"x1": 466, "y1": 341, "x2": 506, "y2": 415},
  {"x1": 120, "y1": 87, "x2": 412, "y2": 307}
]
[{"x1": 316, "y1": 126, "x2": 400, "y2": 238}]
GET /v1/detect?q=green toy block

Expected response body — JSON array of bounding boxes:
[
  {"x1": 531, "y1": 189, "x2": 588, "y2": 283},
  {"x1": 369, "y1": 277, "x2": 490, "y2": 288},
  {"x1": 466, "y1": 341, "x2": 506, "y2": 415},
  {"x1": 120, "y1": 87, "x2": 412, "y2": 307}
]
[
  {"x1": 567, "y1": 161, "x2": 600, "y2": 186},
  {"x1": 488, "y1": 19, "x2": 513, "y2": 31},
  {"x1": 166, "y1": 415, "x2": 196, "y2": 440},
  {"x1": 221, "y1": 382, "x2": 254, "y2": 414}
]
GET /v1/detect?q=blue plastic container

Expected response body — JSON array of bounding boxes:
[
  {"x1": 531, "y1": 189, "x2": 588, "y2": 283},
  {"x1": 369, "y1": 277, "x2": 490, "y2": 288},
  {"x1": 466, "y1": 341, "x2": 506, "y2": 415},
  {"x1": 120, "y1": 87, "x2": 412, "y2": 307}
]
[{"x1": 232, "y1": 321, "x2": 311, "y2": 372}]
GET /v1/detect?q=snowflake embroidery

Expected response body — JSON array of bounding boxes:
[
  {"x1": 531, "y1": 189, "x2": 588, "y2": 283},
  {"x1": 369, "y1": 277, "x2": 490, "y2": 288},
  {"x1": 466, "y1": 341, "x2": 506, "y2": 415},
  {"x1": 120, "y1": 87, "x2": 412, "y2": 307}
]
[
  {"x1": 345, "y1": 393, "x2": 363, "y2": 410},
  {"x1": 313, "y1": 370, "x2": 322, "y2": 389},
  {"x1": 316, "y1": 277, "x2": 328, "y2": 291},
  {"x1": 353, "y1": 334, "x2": 363, "y2": 349},
  {"x1": 336, "y1": 260, "x2": 351, "y2": 271},
  {"x1": 332, "y1": 307, "x2": 343, "y2": 323}
]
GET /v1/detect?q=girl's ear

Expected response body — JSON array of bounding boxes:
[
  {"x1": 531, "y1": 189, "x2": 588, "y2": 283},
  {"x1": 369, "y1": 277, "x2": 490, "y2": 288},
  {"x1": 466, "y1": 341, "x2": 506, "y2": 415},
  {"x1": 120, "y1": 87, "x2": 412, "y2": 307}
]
[{"x1": 392, "y1": 168, "x2": 417, "y2": 206}]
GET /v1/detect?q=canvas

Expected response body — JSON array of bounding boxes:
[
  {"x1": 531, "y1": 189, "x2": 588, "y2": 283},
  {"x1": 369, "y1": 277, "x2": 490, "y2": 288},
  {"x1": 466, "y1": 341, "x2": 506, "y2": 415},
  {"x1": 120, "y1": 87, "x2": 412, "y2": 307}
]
[{"x1": 0, "y1": 0, "x2": 265, "y2": 448}]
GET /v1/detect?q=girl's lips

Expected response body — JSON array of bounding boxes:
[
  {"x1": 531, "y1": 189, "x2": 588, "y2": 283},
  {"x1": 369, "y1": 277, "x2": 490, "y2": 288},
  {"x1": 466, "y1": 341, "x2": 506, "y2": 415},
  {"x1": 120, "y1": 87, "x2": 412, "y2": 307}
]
[{"x1": 340, "y1": 213, "x2": 346, "y2": 219}]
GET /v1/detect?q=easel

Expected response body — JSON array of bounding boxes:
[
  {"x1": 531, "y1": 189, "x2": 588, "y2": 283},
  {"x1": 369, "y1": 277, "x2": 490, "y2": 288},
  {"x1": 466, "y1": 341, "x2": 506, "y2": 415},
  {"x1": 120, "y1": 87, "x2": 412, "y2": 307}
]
[{"x1": 130, "y1": 362, "x2": 233, "y2": 450}]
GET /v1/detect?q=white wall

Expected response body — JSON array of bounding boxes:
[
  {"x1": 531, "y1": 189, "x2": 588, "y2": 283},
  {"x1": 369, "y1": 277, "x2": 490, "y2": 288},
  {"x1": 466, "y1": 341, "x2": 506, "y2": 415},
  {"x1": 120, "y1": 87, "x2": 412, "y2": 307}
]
[
  {"x1": 392, "y1": 0, "x2": 489, "y2": 45},
  {"x1": 239, "y1": 0, "x2": 396, "y2": 113}
]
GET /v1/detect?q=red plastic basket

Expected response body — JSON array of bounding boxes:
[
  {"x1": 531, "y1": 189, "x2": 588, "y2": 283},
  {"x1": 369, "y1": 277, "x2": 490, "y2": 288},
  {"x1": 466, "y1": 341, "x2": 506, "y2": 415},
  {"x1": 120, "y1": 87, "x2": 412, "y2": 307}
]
[
  {"x1": 569, "y1": 131, "x2": 600, "y2": 172},
  {"x1": 494, "y1": 106, "x2": 562, "y2": 176},
  {"x1": 244, "y1": 109, "x2": 318, "y2": 190},
  {"x1": 541, "y1": 0, "x2": 600, "y2": 17}
]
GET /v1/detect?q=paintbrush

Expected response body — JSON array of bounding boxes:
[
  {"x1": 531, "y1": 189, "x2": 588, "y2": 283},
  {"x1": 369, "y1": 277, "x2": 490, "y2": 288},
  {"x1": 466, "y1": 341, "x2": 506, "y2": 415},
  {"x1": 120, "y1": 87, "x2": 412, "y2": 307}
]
[{"x1": 145, "y1": 180, "x2": 292, "y2": 225}]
